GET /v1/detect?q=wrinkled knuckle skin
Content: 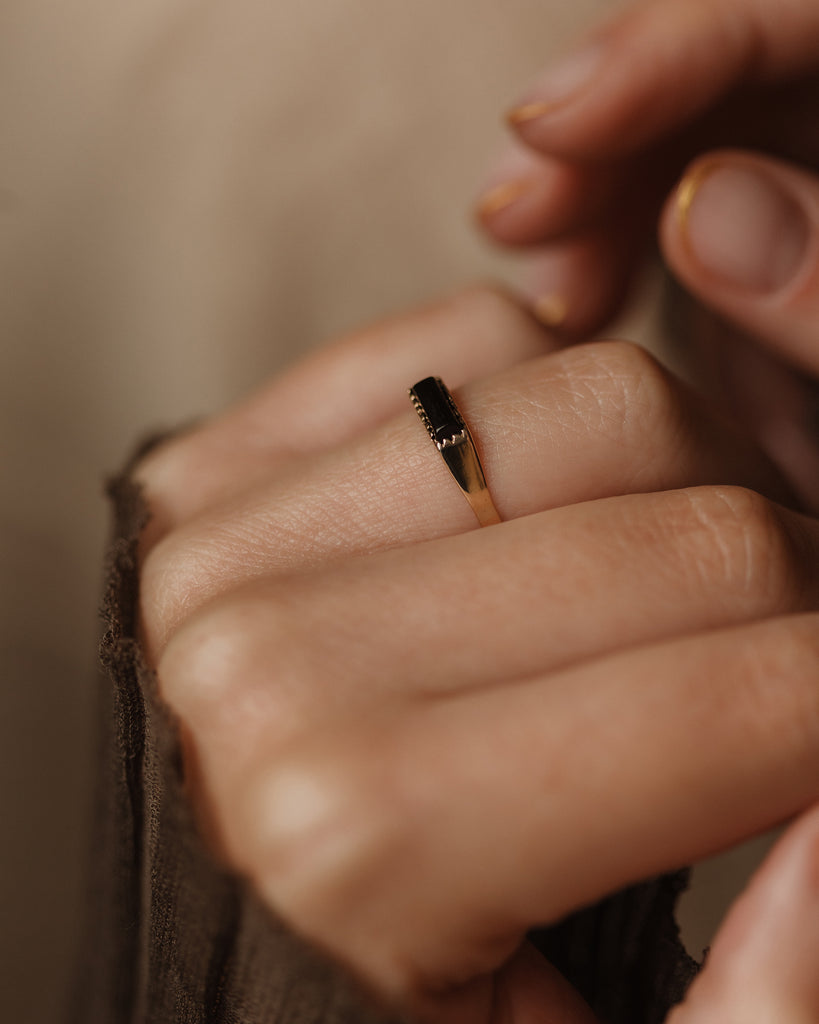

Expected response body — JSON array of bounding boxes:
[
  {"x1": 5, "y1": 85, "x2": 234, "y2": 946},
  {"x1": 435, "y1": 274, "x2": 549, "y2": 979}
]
[
  {"x1": 586, "y1": 334, "x2": 663, "y2": 375},
  {"x1": 676, "y1": 486, "x2": 798, "y2": 609},
  {"x1": 565, "y1": 340, "x2": 679, "y2": 445},
  {"x1": 594, "y1": 338, "x2": 674, "y2": 413}
]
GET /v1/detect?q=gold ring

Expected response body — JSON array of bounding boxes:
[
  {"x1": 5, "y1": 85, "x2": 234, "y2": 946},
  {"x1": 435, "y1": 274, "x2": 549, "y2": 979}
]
[{"x1": 409, "y1": 376, "x2": 501, "y2": 527}]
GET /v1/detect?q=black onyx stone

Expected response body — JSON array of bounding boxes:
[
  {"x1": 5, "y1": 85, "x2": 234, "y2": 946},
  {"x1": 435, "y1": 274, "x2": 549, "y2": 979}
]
[{"x1": 411, "y1": 376, "x2": 464, "y2": 445}]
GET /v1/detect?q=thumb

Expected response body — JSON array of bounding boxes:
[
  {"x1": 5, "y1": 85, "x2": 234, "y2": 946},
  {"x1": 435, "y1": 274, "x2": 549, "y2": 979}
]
[
  {"x1": 660, "y1": 148, "x2": 819, "y2": 378},
  {"x1": 667, "y1": 806, "x2": 819, "y2": 1024}
]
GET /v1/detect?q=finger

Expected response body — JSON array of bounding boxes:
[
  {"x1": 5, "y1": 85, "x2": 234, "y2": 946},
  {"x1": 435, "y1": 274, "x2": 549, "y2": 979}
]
[
  {"x1": 140, "y1": 342, "x2": 790, "y2": 657},
  {"x1": 406, "y1": 941, "x2": 599, "y2": 1024},
  {"x1": 487, "y1": 943, "x2": 599, "y2": 1024},
  {"x1": 475, "y1": 144, "x2": 627, "y2": 246},
  {"x1": 660, "y1": 149, "x2": 819, "y2": 509},
  {"x1": 482, "y1": 73, "x2": 819, "y2": 260},
  {"x1": 664, "y1": 300, "x2": 819, "y2": 514},
  {"x1": 506, "y1": 0, "x2": 819, "y2": 161},
  {"x1": 136, "y1": 286, "x2": 552, "y2": 539},
  {"x1": 661, "y1": 150, "x2": 819, "y2": 375},
  {"x1": 668, "y1": 805, "x2": 819, "y2": 1024},
  {"x1": 221, "y1": 611, "x2": 819, "y2": 1006},
  {"x1": 521, "y1": 220, "x2": 645, "y2": 337},
  {"x1": 158, "y1": 486, "x2": 819, "y2": 765},
  {"x1": 475, "y1": 145, "x2": 662, "y2": 338}
]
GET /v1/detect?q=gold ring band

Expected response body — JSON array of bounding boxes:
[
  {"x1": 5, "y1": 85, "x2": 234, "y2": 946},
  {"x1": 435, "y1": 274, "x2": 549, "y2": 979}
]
[{"x1": 409, "y1": 376, "x2": 501, "y2": 527}]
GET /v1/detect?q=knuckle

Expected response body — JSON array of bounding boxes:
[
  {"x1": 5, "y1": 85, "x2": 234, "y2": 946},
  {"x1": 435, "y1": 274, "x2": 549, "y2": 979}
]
[
  {"x1": 593, "y1": 339, "x2": 674, "y2": 420},
  {"x1": 555, "y1": 340, "x2": 679, "y2": 445},
  {"x1": 156, "y1": 597, "x2": 261, "y2": 723},
  {"x1": 738, "y1": 617, "x2": 819, "y2": 758},
  {"x1": 133, "y1": 434, "x2": 202, "y2": 547},
  {"x1": 672, "y1": 486, "x2": 797, "y2": 607},
  {"x1": 156, "y1": 582, "x2": 321, "y2": 752},
  {"x1": 139, "y1": 529, "x2": 206, "y2": 660},
  {"x1": 237, "y1": 743, "x2": 405, "y2": 980},
  {"x1": 140, "y1": 516, "x2": 254, "y2": 663},
  {"x1": 132, "y1": 437, "x2": 180, "y2": 501}
]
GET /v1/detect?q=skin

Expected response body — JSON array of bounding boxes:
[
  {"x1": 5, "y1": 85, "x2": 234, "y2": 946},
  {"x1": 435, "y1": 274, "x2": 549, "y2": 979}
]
[
  {"x1": 138, "y1": 290, "x2": 819, "y2": 1024},
  {"x1": 480, "y1": 0, "x2": 819, "y2": 506},
  {"x1": 137, "y1": 0, "x2": 819, "y2": 1020}
]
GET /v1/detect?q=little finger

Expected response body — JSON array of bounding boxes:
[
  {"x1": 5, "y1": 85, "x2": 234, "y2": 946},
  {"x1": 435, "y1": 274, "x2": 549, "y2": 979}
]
[{"x1": 220, "y1": 612, "x2": 819, "y2": 1007}]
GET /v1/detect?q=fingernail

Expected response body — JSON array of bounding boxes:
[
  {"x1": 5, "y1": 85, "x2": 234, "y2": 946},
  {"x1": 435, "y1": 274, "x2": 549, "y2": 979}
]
[
  {"x1": 533, "y1": 293, "x2": 568, "y2": 328},
  {"x1": 476, "y1": 179, "x2": 534, "y2": 218},
  {"x1": 678, "y1": 162, "x2": 810, "y2": 294},
  {"x1": 508, "y1": 43, "x2": 603, "y2": 124}
]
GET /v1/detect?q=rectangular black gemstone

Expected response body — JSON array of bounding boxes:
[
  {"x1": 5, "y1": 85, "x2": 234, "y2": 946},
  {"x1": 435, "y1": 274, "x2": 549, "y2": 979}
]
[{"x1": 411, "y1": 376, "x2": 464, "y2": 445}]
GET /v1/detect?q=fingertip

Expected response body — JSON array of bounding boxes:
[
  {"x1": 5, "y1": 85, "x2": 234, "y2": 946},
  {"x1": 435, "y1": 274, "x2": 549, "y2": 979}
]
[
  {"x1": 670, "y1": 807, "x2": 819, "y2": 1024},
  {"x1": 522, "y1": 225, "x2": 643, "y2": 340},
  {"x1": 474, "y1": 153, "x2": 623, "y2": 248},
  {"x1": 660, "y1": 149, "x2": 819, "y2": 373},
  {"x1": 504, "y1": 5, "x2": 690, "y2": 161},
  {"x1": 662, "y1": 150, "x2": 812, "y2": 293},
  {"x1": 474, "y1": 175, "x2": 562, "y2": 247},
  {"x1": 506, "y1": 0, "x2": 819, "y2": 165}
]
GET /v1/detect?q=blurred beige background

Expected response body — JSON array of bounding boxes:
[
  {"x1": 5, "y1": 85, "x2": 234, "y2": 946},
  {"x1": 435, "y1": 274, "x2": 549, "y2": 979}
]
[{"x1": 0, "y1": 1, "x2": 769, "y2": 1021}]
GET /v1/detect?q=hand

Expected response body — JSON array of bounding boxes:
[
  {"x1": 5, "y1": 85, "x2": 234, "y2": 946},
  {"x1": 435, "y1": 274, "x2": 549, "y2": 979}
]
[
  {"x1": 477, "y1": 0, "x2": 819, "y2": 507},
  {"x1": 137, "y1": 286, "x2": 819, "y2": 1022}
]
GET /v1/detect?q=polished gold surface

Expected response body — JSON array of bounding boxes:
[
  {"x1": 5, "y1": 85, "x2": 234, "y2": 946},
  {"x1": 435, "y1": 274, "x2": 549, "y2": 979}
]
[
  {"x1": 409, "y1": 376, "x2": 502, "y2": 527},
  {"x1": 438, "y1": 427, "x2": 503, "y2": 526}
]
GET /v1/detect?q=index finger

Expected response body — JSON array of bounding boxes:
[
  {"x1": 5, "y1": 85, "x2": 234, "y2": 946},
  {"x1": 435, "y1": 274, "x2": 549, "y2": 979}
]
[{"x1": 507, "y1": 0, "x2": 819, "y2": 159}]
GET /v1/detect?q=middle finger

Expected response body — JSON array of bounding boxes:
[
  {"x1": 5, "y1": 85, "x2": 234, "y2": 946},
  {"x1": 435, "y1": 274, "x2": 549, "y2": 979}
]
[
  {"x1": 141, "y1": 340, "x2": 789, "y2": 657},
  {"x1": 158, "y1": 485, "x2": 819, "y2": 758}
]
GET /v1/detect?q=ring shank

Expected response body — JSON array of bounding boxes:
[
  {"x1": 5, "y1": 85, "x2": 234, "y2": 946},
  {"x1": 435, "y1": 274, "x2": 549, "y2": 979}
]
[
  {"x1": 437, "y1": 427, "x2": 502, "y2": 526},
  {"x1": 409, "y1": 376, "x2": 502, "y2": 528}
]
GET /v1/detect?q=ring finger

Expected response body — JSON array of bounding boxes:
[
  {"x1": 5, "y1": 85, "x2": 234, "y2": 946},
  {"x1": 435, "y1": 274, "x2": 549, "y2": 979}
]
[{"x1": 141, "y1": 339, "x2": 790, "y2": 657}]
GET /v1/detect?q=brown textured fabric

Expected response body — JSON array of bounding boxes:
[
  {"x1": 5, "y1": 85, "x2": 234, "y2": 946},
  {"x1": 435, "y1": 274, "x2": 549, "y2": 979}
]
[{"x1": 70, "y1": 446, "x2": 700, "y2": 1024}]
